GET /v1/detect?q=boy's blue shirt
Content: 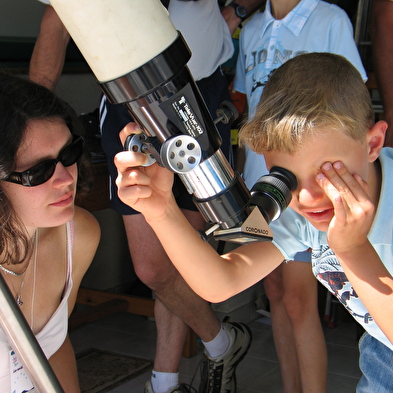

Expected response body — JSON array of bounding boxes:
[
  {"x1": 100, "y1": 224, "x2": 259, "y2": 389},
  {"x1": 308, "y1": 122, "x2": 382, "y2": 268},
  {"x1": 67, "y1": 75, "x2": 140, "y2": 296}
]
[
  {"x1": 270, "y1": 148, "x2": 393, "y2": 350},
  {"x1": 234, "y1": 0, "x2": 368, "y2": 189}
]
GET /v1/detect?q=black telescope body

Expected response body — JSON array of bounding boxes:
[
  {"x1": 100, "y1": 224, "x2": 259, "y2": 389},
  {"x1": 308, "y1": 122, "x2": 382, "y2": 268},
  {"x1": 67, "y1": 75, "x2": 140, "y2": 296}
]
[
  {"x1": 100, "y1": 33, "x2": 297, "y2": 243},
  {"x1": 101, "y1": 34, "x2": 251, "y2": 230}
]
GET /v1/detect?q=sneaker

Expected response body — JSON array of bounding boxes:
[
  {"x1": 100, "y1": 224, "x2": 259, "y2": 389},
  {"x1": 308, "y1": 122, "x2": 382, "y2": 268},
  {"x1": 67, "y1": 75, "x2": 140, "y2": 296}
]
[
  {"x1": 144, "y1": 380, "x2": 196, "y2": 393},
  {"x1": 198, "y1": 322, "x2": 252, "y2": 393}
]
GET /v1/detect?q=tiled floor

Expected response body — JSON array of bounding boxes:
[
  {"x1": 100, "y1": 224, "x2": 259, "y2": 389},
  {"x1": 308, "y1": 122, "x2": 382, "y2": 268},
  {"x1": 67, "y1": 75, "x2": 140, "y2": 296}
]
[{"x1": 69, "y1": 306, "x2": 362, "y2": 393}]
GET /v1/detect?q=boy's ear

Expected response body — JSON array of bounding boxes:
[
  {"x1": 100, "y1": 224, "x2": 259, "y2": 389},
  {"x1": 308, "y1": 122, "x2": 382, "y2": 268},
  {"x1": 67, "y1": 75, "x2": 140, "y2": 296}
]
[{"x1": 367, "y1": 120, "x2": 387, "y2": 162}]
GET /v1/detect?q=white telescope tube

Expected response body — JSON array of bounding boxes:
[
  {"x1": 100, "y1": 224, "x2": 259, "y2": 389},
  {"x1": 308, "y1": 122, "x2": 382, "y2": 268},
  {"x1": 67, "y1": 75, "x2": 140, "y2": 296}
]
[
  {"x1": 49, "y1": 0, "x2": 178, "y2": 82},
  {"x1": 50, "y1": 0, "x2": 287, "y2": 241}
]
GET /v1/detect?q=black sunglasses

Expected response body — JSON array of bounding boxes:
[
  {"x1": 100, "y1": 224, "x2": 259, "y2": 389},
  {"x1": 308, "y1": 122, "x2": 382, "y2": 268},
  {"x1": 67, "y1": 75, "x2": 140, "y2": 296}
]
[{"x1": 4, "y1": 135, "x2": 84, "y2": 187}]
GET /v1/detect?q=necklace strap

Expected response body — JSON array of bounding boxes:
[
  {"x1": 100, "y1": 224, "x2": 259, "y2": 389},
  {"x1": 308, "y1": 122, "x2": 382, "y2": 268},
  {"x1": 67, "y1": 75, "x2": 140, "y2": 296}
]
[{"x1": 0, "y1": 263, "x2": 25, "y2": 276}]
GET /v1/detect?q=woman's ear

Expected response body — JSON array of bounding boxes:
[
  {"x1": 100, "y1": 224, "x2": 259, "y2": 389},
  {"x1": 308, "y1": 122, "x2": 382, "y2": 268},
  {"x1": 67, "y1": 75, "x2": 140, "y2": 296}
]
[{"x1": 367, "y1": 120, "x2": 387, "y2": 162}]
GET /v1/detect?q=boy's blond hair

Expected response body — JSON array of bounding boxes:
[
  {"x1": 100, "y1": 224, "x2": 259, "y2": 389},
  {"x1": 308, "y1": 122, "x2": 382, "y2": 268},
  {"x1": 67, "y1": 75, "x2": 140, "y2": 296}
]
[{"x1": 239, "y1": 52, "x2": 374, "y2": 154}]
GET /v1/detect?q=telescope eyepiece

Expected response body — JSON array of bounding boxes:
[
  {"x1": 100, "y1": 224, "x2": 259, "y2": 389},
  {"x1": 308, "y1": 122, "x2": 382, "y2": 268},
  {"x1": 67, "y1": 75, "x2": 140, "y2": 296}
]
[{"x1": 249, "y1": 166, "x2": 297, "y2": 223}]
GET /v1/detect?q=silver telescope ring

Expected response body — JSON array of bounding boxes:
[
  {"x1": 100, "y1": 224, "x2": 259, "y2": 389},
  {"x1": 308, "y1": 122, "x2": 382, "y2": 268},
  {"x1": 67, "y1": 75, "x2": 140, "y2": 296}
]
[
  {"x1": 160, "y1": 135, "x2": 202, "y2": 173},
  {"x1": 124, "y1": 134, "x2": 157, "y2": 167}
]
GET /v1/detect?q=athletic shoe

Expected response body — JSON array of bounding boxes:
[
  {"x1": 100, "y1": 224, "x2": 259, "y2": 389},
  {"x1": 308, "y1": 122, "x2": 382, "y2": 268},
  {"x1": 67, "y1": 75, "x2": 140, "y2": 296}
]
[
  {"x1": 198, "y1": 322, "x2": 252, "y2": 393},
  {"x1": 144, "y1": 380, "x2": 196, "y2": 393}
]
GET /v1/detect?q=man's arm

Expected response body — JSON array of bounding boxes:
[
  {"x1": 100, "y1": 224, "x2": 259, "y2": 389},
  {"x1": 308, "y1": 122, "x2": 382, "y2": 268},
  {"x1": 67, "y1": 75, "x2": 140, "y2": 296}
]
[
  {"x1": 221, "y1": 0, "x2": 264, "y2": 35},
  {"x1": 370, "y1": 0, "x2": 393, "y2": 147},
  {"x1": 29, "y1": 5, "x2": 70, "y2": 91}
]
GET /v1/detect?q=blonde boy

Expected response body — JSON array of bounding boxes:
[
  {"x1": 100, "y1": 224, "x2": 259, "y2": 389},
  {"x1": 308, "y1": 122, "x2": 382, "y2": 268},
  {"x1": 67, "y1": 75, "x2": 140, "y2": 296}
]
[{"x1": 115, "y1": 53, "x2": 393, "y2": 392}]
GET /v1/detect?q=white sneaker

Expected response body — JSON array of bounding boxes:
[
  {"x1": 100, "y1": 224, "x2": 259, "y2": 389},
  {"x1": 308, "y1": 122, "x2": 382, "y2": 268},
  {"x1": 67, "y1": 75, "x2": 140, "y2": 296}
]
[{"x1": 198, "y1": 322, "x2": 252, "y2": 393}]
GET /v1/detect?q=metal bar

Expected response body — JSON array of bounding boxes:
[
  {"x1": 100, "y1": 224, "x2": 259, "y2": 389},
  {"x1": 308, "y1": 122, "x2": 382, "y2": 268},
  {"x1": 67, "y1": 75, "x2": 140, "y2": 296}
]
[{"x1": 0, "y1": 274, "x2": 64, "y2": 393}]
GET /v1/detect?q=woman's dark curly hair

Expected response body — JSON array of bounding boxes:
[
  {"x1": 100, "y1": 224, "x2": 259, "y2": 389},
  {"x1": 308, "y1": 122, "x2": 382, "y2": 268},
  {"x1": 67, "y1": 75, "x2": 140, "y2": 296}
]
[{"x1": 0, "y1": 72, "x2": 92, "y2": 266}]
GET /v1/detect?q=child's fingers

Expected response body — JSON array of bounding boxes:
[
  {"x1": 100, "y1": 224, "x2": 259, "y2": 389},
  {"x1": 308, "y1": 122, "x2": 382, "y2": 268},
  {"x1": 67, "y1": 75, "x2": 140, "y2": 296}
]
[
  {"x1": 114, "y1": 150, "x2": 148, "y2": 172},
  {"x1": 319, "y1": 161, "x2": 369, "y2": 204},
  {"x1": 119, "y1": 122, "x2": 143, "y2": 145},
  {"x1": 330, "y1": 161, "x2": 369, "y2": 199},
  {"x1": 316, "y1": 161, "x2": 374, "y2": 232},
  {"x1": 117, "y1": 182, "x2": 152, "y2": 208},
  {"x1": 316, "y1": 170, "x2": 347, "y2": 223}
]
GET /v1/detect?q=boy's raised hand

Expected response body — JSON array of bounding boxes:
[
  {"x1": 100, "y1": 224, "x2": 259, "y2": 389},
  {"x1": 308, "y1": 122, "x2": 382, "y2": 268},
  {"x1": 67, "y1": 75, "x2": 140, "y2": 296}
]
[
  {"x1": 316, "y1": 161, "x2": 375, "y2": 256},
  {"x1": 114, "y1": 122, "x2": 175, "y2": 221}
]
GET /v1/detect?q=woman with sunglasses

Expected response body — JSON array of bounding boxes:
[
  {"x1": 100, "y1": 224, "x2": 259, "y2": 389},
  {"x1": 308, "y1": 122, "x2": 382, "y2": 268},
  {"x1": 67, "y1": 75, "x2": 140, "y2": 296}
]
[{"x1": 0, "y1": 72, "x2": 100, "y2": 392}]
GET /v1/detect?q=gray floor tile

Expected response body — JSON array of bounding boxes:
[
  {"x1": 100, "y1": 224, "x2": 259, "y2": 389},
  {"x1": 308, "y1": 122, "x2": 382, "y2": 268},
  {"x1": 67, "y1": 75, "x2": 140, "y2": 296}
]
[{"x1": 69, "y1": 311, "x2": 362, "y2": 393}]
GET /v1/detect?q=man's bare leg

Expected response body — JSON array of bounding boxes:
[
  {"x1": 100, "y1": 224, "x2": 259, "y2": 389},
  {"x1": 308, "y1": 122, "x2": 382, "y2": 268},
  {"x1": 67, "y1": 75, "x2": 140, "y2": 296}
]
[
  {"x1": 264, "y1": 265, "x2": 302, "y2": 393},
  {"x1": 122, "y1": 213, "x2": 220, "y2": 370},
  {"x1": 281, "y1": 261, "x2": 327, "y2": 393},
  {"x1": 153, "y1": 298, "x2": 188, "y2": 372},
  {"x1": 123, "y1": 212, "x2": 251, "y2": 393},
  {"x1": 265, "y1": 262, "x2": 327, "y2": 393}
]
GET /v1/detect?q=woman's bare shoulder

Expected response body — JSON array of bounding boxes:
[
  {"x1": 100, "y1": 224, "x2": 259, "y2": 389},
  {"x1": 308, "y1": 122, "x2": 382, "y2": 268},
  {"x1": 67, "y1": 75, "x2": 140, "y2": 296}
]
[{"x1": 72, "y1": 206, "x2": 100, "y2": 272}]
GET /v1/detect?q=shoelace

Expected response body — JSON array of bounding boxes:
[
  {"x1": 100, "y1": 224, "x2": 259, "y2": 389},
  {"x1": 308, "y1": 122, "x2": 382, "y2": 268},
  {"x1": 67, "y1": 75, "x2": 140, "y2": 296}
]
[{"x1": 197, "y1": 356, "x2": 223, "y2": 393}]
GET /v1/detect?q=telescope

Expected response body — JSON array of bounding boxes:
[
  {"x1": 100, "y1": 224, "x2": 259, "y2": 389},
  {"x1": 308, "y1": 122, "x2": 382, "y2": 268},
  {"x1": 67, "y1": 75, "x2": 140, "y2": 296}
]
[{"x1": 49, "y1": 0, "x2": 297, "y2": 244}]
